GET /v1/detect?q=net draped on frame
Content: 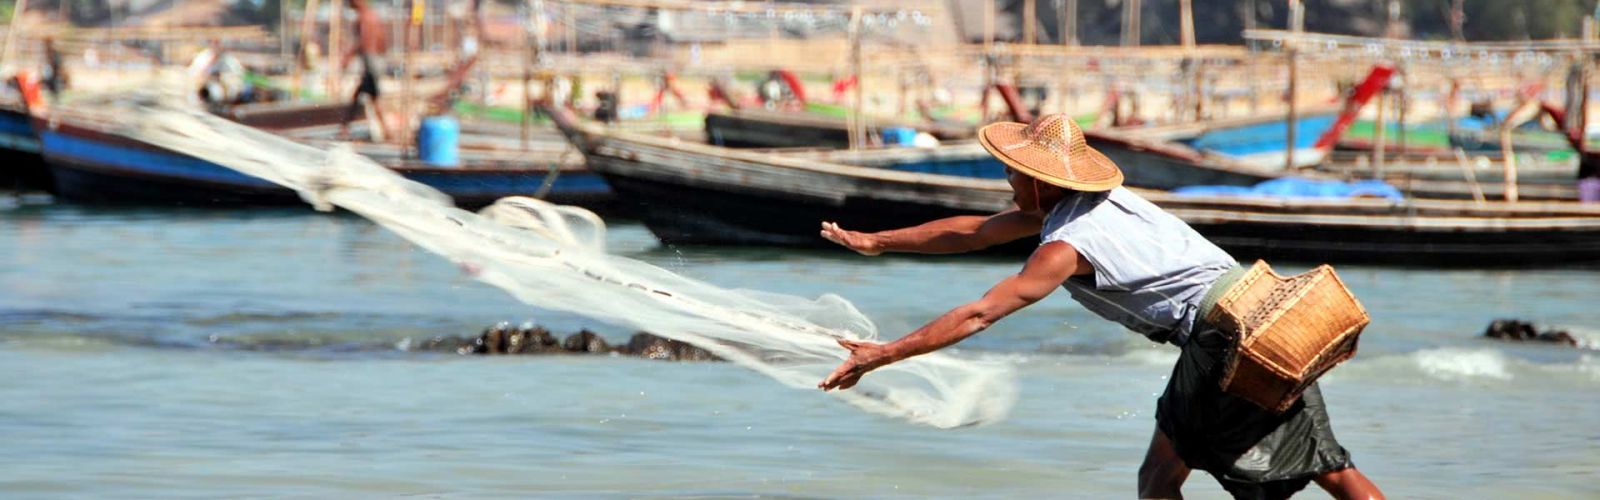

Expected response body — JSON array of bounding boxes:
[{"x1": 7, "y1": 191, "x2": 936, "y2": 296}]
[{"x1": 110, "y1": 92, "x2": 1017, "y2": 428}]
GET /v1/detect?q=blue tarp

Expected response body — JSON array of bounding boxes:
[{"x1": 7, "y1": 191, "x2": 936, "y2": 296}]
[{"x1": 1174, "y1": 177, "x2": 1404, "y2": 200}]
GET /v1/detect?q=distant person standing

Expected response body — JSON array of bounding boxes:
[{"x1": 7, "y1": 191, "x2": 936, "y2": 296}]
[
  {"x1": 188, "y1": 39, "x2": 246, "y2": 106},
  {"x1": 339, "y1": 0, "x2": 391, "y2": 141},
  {"x1": 40, "y1": 37, "x2": 68, "y2": 102}
]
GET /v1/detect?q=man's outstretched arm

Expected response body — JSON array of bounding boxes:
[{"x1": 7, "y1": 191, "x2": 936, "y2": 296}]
[
  {"x1": 819, "y1": 241, "x2": 1089, "y2": 390},
  {"x1": 820, "y1": 208, "x2": 1044, "y2": 255}
]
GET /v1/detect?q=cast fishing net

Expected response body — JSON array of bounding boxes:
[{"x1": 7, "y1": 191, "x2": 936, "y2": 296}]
[{"x1": 109, "y1": 92, "x2": 1017, "y2": 428}]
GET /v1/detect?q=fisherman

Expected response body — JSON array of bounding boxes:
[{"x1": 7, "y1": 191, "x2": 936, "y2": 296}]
[
  {"x1": 816, "y1": 114, "x2": 1385, "y2": 500},
  {"x1": 338, "y1": 0, "x2": 391, "y2": 141}
]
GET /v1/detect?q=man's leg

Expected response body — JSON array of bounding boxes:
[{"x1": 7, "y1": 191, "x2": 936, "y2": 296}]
[
  {"x1": 339, "y1": 87, "x2": 365, "y2": 140},
  {"x1": 1138, "y1": 428, "x2": 1190, "y2": 500},
  {"x1": 367, "y1": 96, "x2": 389, "y2": 142},
  {"x1": 1313, "y1": 467, "x2": 1385, "y2": 500}
]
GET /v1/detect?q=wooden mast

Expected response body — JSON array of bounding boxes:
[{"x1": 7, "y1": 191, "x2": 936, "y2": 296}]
[
  {"x1": 1023, "y1": 0, "x2": 1036, "y2": 45},
  {"x1": 1062, "y1": 0, "x2": 1077, "y2": 45},
  {"x1": 293, "y1": 0, "x2": 321, "y2": 97},
  {"x1": 327, "y1": 0, "x2": 343, "y2": 98},
  {"x1": 982, "y1": 0, "x2": 994, "y2": 52},
  {"x1": 1284, "y1": 0, "x2": 1303, "y2": 171},
  {"x1": 1121, "y1": 0, "x2": 1140, "y2": 47},
  {"x1": 848, "y1": 6, "x2": 864, "y2": 150},
  {"x1": 1179, "y1": 0, "x2": 1194, "y2": 49}
]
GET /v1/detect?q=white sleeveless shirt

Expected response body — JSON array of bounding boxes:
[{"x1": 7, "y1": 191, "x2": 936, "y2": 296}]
[{"x1": 1040, "y1": 187, "x2": 1236, "y2": 345}]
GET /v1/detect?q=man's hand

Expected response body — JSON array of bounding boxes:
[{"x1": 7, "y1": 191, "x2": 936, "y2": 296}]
[
  {"x1": 818, "y1": 339, "x2": 893, "y2": 391},
  {"x1": 820, "y1": 221, "x2": 882, "y2": 256}
]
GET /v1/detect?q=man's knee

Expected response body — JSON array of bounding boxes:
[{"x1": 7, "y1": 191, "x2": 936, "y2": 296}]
[
  {"x1": 1138, "y1": 458, "x2": 1187, "y2": 499},
  {"x1": 1139, "y1": 429, "x2": 1189, "y2": 499}
]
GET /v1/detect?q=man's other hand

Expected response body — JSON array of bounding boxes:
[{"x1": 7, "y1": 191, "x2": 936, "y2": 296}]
[{"x1": 820, "y1": 221, "x2": 881, "y2": 256}]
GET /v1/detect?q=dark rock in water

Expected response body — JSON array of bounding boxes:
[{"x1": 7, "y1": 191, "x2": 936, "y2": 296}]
[
  {"x1": 518, "y1": 321, "x2": 560, "y2": 349},
  {"x1": 1484, "y1": 319, "x2": 1578, "y2": 347},
  {"x1": 562, "y1": 329, "x2": 610, "y2": 354},
  {"x1": 625, "y1": 332, "x2": 719, "y2": 362},
  {"x1": 455, "y1": 322, "x2": 723, "y2": 361},
  {"x1": 505, "y1": 322, "x2": 558, "y2": 354}
]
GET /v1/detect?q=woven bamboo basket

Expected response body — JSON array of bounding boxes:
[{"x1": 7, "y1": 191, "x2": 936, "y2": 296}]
[{"x1": 1204, "y1": 261, "x2": 1370, "y2": 413}]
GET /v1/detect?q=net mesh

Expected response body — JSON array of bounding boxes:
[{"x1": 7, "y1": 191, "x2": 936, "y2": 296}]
[{"x1": 108, "y1": 91, "x2": 1017, "y2": 428}]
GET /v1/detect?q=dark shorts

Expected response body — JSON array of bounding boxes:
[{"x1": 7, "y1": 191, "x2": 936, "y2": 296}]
[
  {"x1": 356, "y1": 67, "x2": 381, "y2": 98},
  {"x1": 1156, "y1": 322, "x2": 1353, "y2": 499}
]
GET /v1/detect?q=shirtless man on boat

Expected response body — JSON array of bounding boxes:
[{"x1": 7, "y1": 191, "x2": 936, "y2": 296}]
[
  {"x1": 338, "y1": 0, "x2": 392, "y2": 141},
  {"x1": 817, "y1": 114, "x2": 1385, "y2": 500}
]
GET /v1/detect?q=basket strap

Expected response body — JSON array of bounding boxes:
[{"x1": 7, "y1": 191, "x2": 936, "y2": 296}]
[{"x1": 1198, "y1": 265, "x2": 1248, "y2": 320}]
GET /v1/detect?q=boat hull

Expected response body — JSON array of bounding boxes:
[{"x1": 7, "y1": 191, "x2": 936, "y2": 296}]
[
  {"x1": 40, "y1": 119, "x2": 613, "y2": 210},
  {"x1": 0, "y1": 106, "x2": 48, "y2": 191},
  {"x1": 570, "y1": 120, "x2": 1600, "y2": 266}
]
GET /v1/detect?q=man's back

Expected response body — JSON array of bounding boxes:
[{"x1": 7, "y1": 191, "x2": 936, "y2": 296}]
[{"x1": 1040, "y1": 187, "x2": 1234, "y2": 345}]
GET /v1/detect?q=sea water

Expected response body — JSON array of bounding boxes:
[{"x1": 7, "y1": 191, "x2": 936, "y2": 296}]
[{"x1": 2, "y1": 204, "x2": 1598, "y2": 498}]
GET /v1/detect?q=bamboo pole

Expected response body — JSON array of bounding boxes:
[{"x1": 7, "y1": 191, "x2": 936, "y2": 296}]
[
  {"x1": 522, "y1": 1, "x2": 534, "y2": 149},
  {"x1": 1121, "y1": 0, "x2": 1140, "y2": 47},
  {"x1": 983, "y1": 0, "x2": 994, "y2": 52},
  {"x1": 327, "y1": 0, "x2": 343, "y2": 98},
  {"x1": 1499, "y1": 99, "x2": 1542, "y2": 202},
  {"x1": 1023, "y1": 0, "x2": 1036, "y2": 45},
  {"x1": 1243, "y1": 0, "x2": 1255, "y2": 31},
  {"x1": 1284, "y1": 0, "x2": 1303, "y2": 171},
  {"x1": 278, "y1": 0, "x2": 289, "y2": 68},
  {"x1": 1453, "y1": 148, "x2": 1487, "y2": 204},
  {"x1": 1, "y1": 0, "x2": 30, "y2": 72},
  {"x1": 848, "y1": 6, "x2": 864, "y2": 150},
  {"x1": 1397, "y1": 69, "x2": 1408, "y2": 157},
  {"x1": 404, "y1": 0, "x2": 420, "y2": 153},
  {"x1": 1061, "y1": 0, "x2": 1076, "y2": 46},
  {"x1": 294, "y1": 0, "x2": 321, "y2": 97},
  {"x1": 1179, "y1": 0, "x2": 1194, "y2": 49},
  {"x1": 1500, "y1": 125, "x2": 1519, "y2": 203},
  {"x1": 1373, "y1": 85, "x2": 1387, "y2": 178},
  {"x1": 565, "y1": 3, "x2": 576, "y2": 55}
]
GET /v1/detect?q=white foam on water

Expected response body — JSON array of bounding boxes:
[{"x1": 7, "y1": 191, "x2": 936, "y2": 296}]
[
  {"x1": 1561, "y1": 326, "x2": 1600, "y2": 352},
  {"x1": 1118, "y1": 347, "x2": 1181, "y2": 367},
  {"x1": 1411, "y1": 348, "x2": 1513, "y2": 382},
  {"x1": 109, "y1": 90, "x2": 1018, "y2": 429}
]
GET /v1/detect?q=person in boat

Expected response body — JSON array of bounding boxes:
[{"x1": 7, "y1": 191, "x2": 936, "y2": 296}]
[
  {"x1": 816, "y1": 114, "x2": 1385, "y2": 500},
  {"x1": 339, "y1": 0, "x2": 391, "y2": 141},
  {"x1": 188, "y1": 39, "x2": 247, "y2": 107},
  {"x1": 40, "y1": 37, "x2": 67, "y2": 102}
]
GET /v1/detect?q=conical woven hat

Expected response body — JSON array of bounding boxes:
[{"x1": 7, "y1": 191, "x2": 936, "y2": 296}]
[{"x1": 978, "y1": 114, "x2": 1123, "y2": 192}]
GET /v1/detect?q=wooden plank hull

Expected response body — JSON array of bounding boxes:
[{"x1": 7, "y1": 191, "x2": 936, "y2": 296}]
[
  {"x1": 39, "y1": 115, "x2": 613, "y2": 210},
  {"x1": 704, "y1": 110, "x2": 849, "y2": 149},
  {"x1": 703, "y1": 108, "x2": 973, "y2": 149}
]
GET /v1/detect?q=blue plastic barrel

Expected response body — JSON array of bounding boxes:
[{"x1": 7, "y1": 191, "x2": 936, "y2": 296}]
[
  {"x1": 417, "y1": 115, "x2": 460, "y2": 167},
  {"x1": 881, "y1": 127, "x2": 918, "y2": 147}
]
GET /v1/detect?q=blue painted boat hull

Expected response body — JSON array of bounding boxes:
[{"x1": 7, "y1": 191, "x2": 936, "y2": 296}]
[{"x1": 40, "y1": 121, "x2": 613, "y2": 210}]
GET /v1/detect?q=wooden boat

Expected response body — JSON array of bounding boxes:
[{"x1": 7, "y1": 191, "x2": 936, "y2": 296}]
[
  {"x1": 549, "y1": 106, "x2": 1600, "y2": 266},
  {"x1": 38, "y1": 108, "x2": 612, "y2": 210},
  {"x1": 1091, "y1": 129, "x2": 1583, "y2": 201},
  {"x1": 0, "y1": 102, "x2": 49, "y2": 191}
]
